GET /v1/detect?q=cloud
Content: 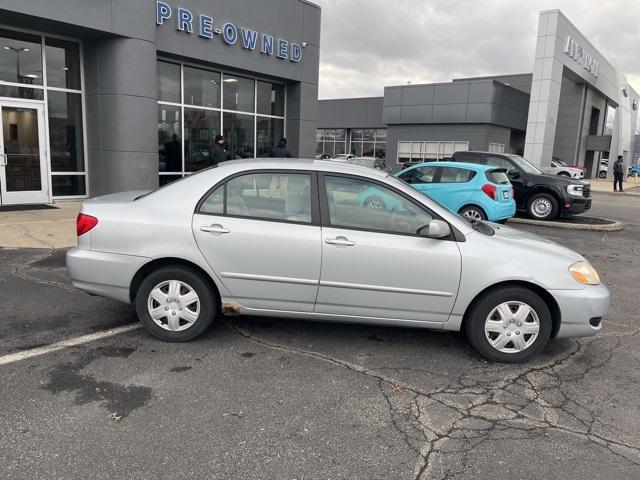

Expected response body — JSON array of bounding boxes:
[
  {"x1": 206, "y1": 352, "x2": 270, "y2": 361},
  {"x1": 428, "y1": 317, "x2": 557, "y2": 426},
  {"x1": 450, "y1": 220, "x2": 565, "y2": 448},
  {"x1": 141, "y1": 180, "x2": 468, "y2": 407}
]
[{"x1": 313, "y1": 0, "x2": 640, "y2": 99}]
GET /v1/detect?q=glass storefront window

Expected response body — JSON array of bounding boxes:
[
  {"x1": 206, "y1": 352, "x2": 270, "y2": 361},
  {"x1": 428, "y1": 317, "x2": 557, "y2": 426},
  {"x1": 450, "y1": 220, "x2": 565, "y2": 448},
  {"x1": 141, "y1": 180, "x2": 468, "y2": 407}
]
[
  {"x1": 184, "y1": 108, "x2": 221, "y2": 172},
  {"x1": 183, "y1": 66, "x2": 220, "y2": 108},
  {"x1": 158, "y1": 104, "x2": 182, "y2": 172},
  {"x1": 0, "y1": 29, "x2": 43, "y2": 85},
  {"x1": 256, "y1": 81, "x2": 285, "y2": 117},
  {"x1": 224, "y1": 112, "x2": 254, "y2": 159},
  {"x1": 48, "y1": 91, "x2": 84, "y2": 172},
  {"x1": 223, "y1": 75, "x2": 254, "y2": 113},
  {"x1": 348, "y1": 128, "x2": 387, "y2": 159},
  {"x1": 52, "y1": 175, "x2": 86, "y2": 196},
  {"x1": 256, "y1": 117, "x2": 285, "y2": 157},
  {"x1": 159, "y1": 174, "x2": 183, "y2": 186},
  {"x1": 0, "y1": 84, "x2": 43, "y2": 100},
  {"x1": 158, "y1": 61, "x2": 180, "y2": 103},
  {"x1": 45, "y1": 38, "x2": 80, "y2": 90}
]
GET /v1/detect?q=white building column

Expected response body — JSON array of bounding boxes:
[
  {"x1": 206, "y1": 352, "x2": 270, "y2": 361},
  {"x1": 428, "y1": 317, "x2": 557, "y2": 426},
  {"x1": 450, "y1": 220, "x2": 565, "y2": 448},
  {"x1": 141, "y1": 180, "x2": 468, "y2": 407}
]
[{"x1": 524, "y1": 11, "x2": 564, "y2": 168}]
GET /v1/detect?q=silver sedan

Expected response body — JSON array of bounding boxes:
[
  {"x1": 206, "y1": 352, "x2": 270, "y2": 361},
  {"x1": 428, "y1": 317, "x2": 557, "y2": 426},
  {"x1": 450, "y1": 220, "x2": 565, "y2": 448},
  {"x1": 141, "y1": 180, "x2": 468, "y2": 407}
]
[{"x1": 67, "y1": 159, "x2": 609, "y2": 362}]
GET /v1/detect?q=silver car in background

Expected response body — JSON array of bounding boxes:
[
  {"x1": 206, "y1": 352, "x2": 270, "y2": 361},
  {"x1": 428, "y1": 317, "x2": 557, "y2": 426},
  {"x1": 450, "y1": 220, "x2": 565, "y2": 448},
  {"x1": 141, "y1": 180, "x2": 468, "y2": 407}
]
[{"x1": 67, "y1": 159, "x2": 609, "y2": 362}]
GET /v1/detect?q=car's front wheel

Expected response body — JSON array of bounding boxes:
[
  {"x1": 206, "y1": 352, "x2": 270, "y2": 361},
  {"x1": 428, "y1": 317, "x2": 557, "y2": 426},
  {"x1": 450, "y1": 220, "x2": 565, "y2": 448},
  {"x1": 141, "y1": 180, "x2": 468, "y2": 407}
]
[
  {"x1": 135, "y1": 266, "x2": 217, "y2": 341},
  {"x1": 598, "y1": 171, "x2": 607, "y2": 179},
  {"x1": 464, "y1": 287, "x2": 552, "y2": 363},
  {"x1": 527, "y1": 193, "x2": 559, "y2": 220},
  {"x1": 558, "y1": 172, "x2": 570, "y2": 177}
]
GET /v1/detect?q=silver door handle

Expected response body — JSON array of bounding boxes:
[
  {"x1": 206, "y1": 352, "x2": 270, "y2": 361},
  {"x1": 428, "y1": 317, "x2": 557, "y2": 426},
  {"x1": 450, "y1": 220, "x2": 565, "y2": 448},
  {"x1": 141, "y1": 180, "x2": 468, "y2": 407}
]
[
  {"x1": 325, "y1": 237, "x2": 355, "y2": 247},
  {"x1": 200, "y1": 225, "x2": 230, "y2": 234}
]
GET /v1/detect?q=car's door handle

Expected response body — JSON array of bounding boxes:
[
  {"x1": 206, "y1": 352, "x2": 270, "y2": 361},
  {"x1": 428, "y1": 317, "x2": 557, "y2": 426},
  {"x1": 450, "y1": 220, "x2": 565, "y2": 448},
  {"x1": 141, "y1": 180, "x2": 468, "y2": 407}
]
[
  {"x1": 200, "y1": 224, "x2": 230, "y2": 234},
  {"x1": 325, "y1": 237, "x2": 355, "y2": 247}
]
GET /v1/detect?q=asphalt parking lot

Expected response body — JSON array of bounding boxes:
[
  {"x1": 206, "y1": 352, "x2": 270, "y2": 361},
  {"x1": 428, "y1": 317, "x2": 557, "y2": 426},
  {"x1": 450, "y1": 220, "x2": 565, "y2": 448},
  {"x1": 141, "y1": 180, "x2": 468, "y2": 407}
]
[{"x1": 1, "y1": 192, "x2": 639, "y2": 480}]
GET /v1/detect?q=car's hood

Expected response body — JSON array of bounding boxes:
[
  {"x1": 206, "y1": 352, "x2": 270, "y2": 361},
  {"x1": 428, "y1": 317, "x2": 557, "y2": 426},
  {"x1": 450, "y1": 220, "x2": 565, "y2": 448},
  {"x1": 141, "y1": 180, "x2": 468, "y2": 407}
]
[
  {"x1": 536, "y1": 172, "x2": 587, "y2": 186},
  {"x1": 85, "y1": 190, "x2": 153, "y2": 204},
  {"x1": 484, "y1": 222, "x2": 583, "y2": 263}
]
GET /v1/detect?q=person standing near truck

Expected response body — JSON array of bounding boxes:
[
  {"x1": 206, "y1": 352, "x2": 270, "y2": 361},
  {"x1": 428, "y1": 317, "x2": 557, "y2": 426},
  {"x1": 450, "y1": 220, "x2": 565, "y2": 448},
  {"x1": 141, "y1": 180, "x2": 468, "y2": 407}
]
[{"x1": 613, "y1": 155, "x2": 625, "y2": 192}]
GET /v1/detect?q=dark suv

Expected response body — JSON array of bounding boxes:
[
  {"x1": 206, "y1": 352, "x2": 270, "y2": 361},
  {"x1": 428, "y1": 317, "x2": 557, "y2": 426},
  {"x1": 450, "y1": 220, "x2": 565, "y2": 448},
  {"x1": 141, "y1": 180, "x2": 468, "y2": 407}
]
[{"x1": 452, "y1": 151, "x2": 591, "y2": 220}]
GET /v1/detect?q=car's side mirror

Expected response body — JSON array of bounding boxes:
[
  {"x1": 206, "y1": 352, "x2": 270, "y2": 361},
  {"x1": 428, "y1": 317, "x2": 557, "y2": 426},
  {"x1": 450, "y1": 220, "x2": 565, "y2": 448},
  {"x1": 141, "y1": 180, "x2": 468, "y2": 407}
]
[
  {"x1": 418, "y1": 220, "x2": 451, "y2": 239},
  {"x1": 508, "y1": 170, "x2": 520, "y2": 179}
]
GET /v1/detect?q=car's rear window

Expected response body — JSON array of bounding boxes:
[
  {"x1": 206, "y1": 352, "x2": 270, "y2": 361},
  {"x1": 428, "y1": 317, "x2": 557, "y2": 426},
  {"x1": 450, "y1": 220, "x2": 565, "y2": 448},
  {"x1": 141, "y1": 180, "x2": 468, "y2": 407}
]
[{"x1": 486, "y1": 169, "x2": 510, "y2": 184}]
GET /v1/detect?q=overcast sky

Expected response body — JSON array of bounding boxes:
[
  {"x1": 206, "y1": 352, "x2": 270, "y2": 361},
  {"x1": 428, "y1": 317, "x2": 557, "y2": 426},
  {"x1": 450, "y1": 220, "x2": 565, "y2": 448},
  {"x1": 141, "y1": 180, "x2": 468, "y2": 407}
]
[{"x1": 312, "y1": 0, "x2": 640, "y2": 99}]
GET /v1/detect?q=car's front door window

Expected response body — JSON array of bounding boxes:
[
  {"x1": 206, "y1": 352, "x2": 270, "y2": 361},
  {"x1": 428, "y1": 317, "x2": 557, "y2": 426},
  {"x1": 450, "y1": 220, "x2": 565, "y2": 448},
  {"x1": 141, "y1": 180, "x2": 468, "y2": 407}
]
[
  {"x1": 325, "y1": 175, "x2": 433, "y2": 235},
  {"x1": 398, "y1": 166, "x2": 437, "y2": 184}
]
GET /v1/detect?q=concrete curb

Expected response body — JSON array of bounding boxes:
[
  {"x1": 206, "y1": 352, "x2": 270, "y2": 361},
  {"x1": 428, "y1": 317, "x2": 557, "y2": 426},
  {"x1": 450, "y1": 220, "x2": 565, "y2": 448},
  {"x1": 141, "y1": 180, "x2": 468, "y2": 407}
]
[
  {"x1": 507, "y1": 217, "x2": 624, "y2": 231},
  {"x1": 590, "y1": 190, "x2": 640, "y2": 197}
]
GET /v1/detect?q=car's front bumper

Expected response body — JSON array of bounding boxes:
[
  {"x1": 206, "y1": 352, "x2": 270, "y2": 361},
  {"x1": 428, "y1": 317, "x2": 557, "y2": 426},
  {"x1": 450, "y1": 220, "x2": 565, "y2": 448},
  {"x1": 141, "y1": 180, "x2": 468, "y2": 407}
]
[
  {"x1": 66, "y1": 247, "x2": 150, "y2": 303},
  {"x1": 562, "y1": 196, "x2": 592, "y2": 214},
  {"x1": 550, "y1": 283, "x2": 610, "y2": 338}
]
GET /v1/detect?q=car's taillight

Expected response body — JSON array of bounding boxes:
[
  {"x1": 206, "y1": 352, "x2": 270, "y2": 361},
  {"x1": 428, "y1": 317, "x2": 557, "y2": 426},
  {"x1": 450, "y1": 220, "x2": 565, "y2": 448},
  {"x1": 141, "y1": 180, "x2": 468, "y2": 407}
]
[
  {"x1": 76, "y1": 213, "x2": 98, "y2": 236},
  {"x1": 481, "y1": 184, "x2": 498, "y2": 201}
]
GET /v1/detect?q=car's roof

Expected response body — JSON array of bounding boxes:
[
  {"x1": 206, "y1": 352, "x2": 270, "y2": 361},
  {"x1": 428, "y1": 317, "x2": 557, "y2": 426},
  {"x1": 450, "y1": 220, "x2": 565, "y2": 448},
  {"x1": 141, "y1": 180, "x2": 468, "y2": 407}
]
[
  {"x1": 206, "y1": 157, "x2": 390, "y2": 178},
  {"x1": 404, "y1": 161, "x2": 494, "y2": 171}
]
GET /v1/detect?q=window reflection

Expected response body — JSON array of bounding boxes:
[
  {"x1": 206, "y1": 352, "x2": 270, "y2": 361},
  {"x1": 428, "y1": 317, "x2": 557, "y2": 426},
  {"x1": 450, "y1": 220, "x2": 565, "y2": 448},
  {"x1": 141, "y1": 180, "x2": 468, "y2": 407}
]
[{"x1": 48, "y1": 91, "x2": 84, "y2": 172}]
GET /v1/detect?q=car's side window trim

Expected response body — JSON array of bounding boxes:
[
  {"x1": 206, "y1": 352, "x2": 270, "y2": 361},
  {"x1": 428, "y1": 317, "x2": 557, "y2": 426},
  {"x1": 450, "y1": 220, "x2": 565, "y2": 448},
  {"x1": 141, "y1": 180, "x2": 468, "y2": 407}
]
[
  {"x1": 194, "y1": 169, "x2": 321, "y2": 227},
  {"x1": 317, "y1": 171, "x2": 460, "y2": 241}
]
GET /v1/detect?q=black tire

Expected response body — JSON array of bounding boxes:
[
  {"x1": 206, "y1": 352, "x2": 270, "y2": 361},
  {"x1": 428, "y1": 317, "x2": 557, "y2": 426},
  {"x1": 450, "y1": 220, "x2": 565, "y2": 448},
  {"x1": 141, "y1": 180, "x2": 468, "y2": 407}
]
[
  {"x1": 527, "y1": 192, "x2": 559, "y2": 221},
  {"x1": 558, "y1": 172, "x2": 570, "y2": 177},
  {"x1": 598, "y1": 171, "x2": 607, "y2": 179},
  {"x1": 364, "y1": 196, "x2": 386, "y2": 210},
  {"x1": 135, "y1": 266, "x2": 217, "y2": 342},
  {"x1": 464, "y1": 287, "x2": 552, "y2": 363},
  {"x1": 459, "y1": 205, "x2": 487, "y2": 222}
]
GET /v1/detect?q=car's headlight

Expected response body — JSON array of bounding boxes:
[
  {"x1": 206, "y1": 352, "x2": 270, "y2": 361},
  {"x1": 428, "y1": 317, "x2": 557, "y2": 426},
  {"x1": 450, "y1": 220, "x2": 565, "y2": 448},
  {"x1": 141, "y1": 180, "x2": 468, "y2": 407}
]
[
  {"x1": 567, "y1": 184, "x2": 584, "y2": 197},
  {"x1": 569, "y1": 261, "x2": 600, "y2": 285}
]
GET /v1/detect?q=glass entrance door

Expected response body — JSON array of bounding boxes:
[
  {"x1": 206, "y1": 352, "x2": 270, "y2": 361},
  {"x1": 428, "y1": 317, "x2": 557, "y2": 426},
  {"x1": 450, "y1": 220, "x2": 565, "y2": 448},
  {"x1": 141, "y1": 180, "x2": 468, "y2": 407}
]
[{"x1": 0, "y1": 101, "x2": 49, "y2": 205}]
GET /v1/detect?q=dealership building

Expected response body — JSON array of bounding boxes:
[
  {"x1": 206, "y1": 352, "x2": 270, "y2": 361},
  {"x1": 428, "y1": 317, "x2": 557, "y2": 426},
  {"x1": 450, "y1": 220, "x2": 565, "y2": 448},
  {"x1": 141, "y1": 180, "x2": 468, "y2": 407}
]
[
  {"x1": 0, "y1": 0, "x2": 320, "y2": 206},
  {"x1": 318, "y1": 10, "x2": 640, "y2": 178},
  {"x1": 0, "y1": 4, "x2": 638, "y2": 208}
]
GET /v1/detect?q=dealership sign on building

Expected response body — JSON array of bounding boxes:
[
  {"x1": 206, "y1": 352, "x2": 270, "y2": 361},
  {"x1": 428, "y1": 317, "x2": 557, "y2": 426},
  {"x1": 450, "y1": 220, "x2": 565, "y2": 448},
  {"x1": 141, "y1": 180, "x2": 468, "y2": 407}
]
[
  {"x1": 564, "y1": 36, "x2": 600, "y2": 78},
  {"x1": 156, "y1": 1, "x2": 304, "y2": 62}
]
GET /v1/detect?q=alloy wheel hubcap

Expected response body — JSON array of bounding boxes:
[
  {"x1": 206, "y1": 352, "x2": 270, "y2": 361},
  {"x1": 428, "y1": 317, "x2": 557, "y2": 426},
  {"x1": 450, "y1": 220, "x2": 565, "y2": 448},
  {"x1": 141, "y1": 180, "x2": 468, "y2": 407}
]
[
  {"x1": 532, "y1": 198, "x2": 552, "y2": 218},
  {"x1": 463, "y1": 209, "x2": 483, "y2": 221},
  {"x1": 484, "y1": 301, "x2": 540, "y2": 353},
  {"x1": 147, "y1": 280, "x2": 200, "y2": 331},
  {"x1": 366, "y1": 199, "x2": 383, "y2": 209}
]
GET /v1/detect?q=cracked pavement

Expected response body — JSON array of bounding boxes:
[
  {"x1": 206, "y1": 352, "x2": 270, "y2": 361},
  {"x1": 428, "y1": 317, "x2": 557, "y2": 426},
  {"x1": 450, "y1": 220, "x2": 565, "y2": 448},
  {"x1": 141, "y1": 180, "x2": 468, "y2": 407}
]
[{"x1": 0, "y1": 192, "x2": 639, "y2": 479}]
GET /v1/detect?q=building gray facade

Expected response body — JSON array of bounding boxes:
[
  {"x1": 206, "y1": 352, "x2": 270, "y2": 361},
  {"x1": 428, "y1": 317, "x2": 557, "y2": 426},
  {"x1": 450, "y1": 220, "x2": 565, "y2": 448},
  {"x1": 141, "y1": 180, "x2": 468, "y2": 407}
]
[
  {"x1": 0, "y1": 0, "x2": 321, "y2": 205},
  {"x1": 318, "y1": 10, "x2": 639, "y2": 178}
]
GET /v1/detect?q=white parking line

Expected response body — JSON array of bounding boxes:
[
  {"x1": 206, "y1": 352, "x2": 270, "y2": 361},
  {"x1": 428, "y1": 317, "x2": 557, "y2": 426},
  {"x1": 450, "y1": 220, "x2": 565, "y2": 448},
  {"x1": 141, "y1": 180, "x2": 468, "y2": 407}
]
[{"x1": 0, "y1": 324, "x2": 142, "y2": 367}]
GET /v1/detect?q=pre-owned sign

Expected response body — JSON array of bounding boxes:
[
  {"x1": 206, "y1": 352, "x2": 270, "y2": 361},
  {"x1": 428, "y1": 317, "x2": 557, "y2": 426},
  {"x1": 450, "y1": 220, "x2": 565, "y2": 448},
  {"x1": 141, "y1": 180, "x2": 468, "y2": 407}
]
[{"x1": 156, "y1": 1, "x2": 304, "y2": 63}]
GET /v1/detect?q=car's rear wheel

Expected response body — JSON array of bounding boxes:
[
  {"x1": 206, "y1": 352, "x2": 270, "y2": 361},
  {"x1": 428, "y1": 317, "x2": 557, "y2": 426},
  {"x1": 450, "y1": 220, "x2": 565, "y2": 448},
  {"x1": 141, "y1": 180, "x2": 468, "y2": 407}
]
[
  {"x1": 459, "y1": 205, "x2": 486, "y2": 222},
  {"x1": 464, "y1": 287, "x2": 552, "y2": 363},
  {"x1": 135, "y1": 266, "x2": 216, "y2": 341},
  {"x1": 527, "y1": 193, "x2": 559, "y2": 220},
  {"x1": 364, "y1": 196, "x2": 386, "y2": 210},
  {"x1": 598, "y1": 171, "x2": 607, "y2": 179}
]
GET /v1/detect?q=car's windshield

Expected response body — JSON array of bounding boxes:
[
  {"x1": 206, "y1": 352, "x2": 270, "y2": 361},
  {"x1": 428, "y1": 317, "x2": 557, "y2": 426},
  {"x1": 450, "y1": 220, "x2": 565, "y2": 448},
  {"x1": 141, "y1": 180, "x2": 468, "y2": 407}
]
[{"x1": 505, "y1": 154, "x2": 543, "y2": 175}]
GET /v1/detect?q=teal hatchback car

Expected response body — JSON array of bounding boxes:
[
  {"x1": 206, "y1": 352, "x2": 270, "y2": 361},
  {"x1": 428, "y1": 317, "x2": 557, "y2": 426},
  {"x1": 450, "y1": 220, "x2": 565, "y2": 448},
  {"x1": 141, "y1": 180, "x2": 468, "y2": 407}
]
[{"x1": 358, "y1": 162, "x2": 516, "y2": 222}]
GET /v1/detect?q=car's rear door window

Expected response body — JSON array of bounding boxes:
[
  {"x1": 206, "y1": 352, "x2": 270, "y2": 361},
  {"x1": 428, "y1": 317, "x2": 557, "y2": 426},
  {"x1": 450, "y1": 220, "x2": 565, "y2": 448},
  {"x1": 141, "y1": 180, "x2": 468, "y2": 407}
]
[
  {"x1": 438, "y1": 167, "x2": 476, "y2": 183},
  {"x1": 199, "y1": 173, "x2": 313, "y2": 223},
  {"x1": 323, "y1": 175, "x2": 432, "y2": 236}
]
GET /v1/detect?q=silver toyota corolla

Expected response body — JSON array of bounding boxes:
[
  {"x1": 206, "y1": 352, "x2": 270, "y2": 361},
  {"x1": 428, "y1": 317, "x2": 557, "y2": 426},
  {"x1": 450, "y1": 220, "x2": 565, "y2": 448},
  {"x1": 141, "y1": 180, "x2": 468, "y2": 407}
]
[{"x1": 67, "y1": 159, "x2": 609, "y2": 362}]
